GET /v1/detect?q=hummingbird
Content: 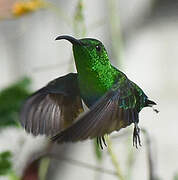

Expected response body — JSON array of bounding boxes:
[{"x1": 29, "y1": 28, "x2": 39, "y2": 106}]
[{"x1": 20, "y1": 35, "x2": 158, "y2": 148}]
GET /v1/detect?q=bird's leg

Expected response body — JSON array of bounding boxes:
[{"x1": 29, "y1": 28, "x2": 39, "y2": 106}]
[
  {"x1": 97, "y1": 136, "x2": 107, "y2": 149},
  {"x1": 133, "y1": 123, "x2": 141, "y2": 148},
  {"x1": 102, "y1": 136, "x2": 107, "y2": 147}
]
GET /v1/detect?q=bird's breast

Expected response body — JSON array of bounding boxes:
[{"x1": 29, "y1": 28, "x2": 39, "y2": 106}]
[
  {"x1": 78, "y1": 77, "x2": 109, "y2": 108},
  {"x1": 77, "y1": 68, "x2": 118, "y2": 107}
]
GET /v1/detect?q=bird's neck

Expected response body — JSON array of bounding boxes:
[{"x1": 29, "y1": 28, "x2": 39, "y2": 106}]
[{"x1": 75, "y1": 59, "x2": 119, "y2": 97}]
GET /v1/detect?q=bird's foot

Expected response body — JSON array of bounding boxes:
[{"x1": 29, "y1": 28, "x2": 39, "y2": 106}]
[
  {"x1": 97, "y1": 136, "x2": 107, "y2": 149},
  {"x1": 133, "y1": 123, "x2": 141, "y2": 148}
]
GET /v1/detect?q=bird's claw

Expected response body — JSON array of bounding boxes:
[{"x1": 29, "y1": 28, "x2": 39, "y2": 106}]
[{"x1": 133, "y1": 123, "x2": 141, "y2": 148}]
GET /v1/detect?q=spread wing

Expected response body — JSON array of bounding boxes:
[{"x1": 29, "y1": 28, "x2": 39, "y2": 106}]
[
  {"x1": 52, "y1": 78, "x2": 148, "y2": 143},
  {"x1": 20, "y1": 73, "x2": 84, "y2": 136}
]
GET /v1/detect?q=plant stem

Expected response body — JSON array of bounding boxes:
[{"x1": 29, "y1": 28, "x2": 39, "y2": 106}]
[
  {"x1": 107, "y1": 0, "x2": 123, "y2": 66},
  {"x1": 142, "y1": 129, "x2": 159, "y2": 180},
  {"x1": 106, "y1": 136, "x2": 126, "y2": 180},
  {"x1": 39, "y1": 157, "x2": 50, "y2": 180},
  {"x1": 47, "y1": 153, "x2": 117, "y2": 176}
]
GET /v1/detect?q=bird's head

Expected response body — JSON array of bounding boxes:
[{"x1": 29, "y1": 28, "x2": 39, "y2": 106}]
[{"x1": 55, "y1": 35, "x2": 110, "y2": 72}]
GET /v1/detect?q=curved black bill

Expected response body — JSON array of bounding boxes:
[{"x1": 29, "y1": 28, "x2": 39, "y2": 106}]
[{"x1": 55, "y1": 35, "x2": 82, "y2": 45}]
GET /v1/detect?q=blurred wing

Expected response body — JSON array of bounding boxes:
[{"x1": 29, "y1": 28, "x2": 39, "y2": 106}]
[
  {"x1": 20, "y1": 73, "x2": 84, "y2": 136},
  {"x1": 52, "y1": 79, "x2": 143, "y2": 143}
]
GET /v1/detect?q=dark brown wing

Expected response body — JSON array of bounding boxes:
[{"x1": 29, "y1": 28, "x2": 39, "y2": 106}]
[
  {"x1": 20, "y1": 73, "x2": 84, "y2": 136},
  {"x1": 52, "y1": 79, "x2": 141, "y2": 143}
]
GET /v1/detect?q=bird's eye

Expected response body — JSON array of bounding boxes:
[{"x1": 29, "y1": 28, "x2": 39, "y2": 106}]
[{"x1": 96, "y1": 45, "x2": 102, "y2": 52}]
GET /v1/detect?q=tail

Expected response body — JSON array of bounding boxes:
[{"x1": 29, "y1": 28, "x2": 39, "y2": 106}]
[{"x1": 146, "y1": 99, "x2": 159, "y2": 113}]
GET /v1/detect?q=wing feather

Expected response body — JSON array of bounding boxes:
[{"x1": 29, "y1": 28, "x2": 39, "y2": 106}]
[
  {"x1": 20, "y1": 73, "x2": 84, "y2": 136},
  {"x1": 52, "y1": 79, "x2": 144, "y2": 143}
]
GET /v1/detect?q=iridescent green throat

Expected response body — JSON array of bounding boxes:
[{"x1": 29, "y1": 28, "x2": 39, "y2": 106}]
[{"x1": 72, "y1": 42, "x2": 119, "y2": 97}]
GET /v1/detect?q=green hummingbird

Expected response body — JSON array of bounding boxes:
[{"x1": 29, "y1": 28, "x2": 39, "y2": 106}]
[{"x1": 20, "y1": 35, "x2": 158, "y2": 148}]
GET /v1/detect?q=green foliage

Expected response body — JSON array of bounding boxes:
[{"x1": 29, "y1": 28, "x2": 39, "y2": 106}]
[
  {"x1": 0, "y1": 151, "x2": 20, "y2": 180},
  {"x1": 8, "y1": 172, "x2": 20, "y2": 180},
  {"x1": 0, "y1": 77, "x2": 32, "y2": 127},
  {"x1": 174, "y1": 172, "x2": 178, "y2": 180},
  {"x1": 0, "y1": 151, "x2": 12, "y2": 175}
]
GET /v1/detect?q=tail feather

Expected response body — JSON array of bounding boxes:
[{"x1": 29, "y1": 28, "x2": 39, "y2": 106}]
[
  {"x1": 147, "y1": 99, "x2": 156, "y2": 106},
  {"x1": 146, "y1": 99, "x2": 159, "y2": 113}
]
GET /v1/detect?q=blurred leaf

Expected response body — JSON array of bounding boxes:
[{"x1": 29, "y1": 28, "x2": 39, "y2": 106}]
[
  {"x1": 94, "y1": 139, "x2": 103, "y2": 161},
  {"x1": 39, "y1": 157, "x2": 50, "y2": 180},
  {"x1": 0, "y1": 151, "x2": 12, "y2": 175},
  {"x1": 0, "y1": 151, "x2": 20, "y2": 179},
  {"x1": 173, "y1": 172, "x2": 178, "y2": 180},
  {"x1": 8, "y1": 171, "x2": 20, "y2": 180},
  {"x1": 0, "y1": 77, "x2": 32, "y2": 127}
]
